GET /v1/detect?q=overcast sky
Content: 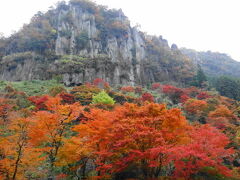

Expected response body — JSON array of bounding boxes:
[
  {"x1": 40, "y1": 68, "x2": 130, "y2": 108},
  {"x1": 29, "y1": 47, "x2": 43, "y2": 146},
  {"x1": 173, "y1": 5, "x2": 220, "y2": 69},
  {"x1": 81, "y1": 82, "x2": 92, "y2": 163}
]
[{"x1": 1, "y1": 0, "x2": 240, "y2": 60}]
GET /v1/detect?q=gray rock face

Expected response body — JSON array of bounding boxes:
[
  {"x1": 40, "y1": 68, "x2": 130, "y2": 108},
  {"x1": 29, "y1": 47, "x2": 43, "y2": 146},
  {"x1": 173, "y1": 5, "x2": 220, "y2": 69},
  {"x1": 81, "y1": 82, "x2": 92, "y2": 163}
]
[
  {"x1": 0, "y1": 52, "x2": 51, "y2": 81},
  {"x1": 52, "y1": 5, "x2": 150, "y2": 86},
  {"x1": 24, "y1": 4, "x2": 142, "y2": 86}
]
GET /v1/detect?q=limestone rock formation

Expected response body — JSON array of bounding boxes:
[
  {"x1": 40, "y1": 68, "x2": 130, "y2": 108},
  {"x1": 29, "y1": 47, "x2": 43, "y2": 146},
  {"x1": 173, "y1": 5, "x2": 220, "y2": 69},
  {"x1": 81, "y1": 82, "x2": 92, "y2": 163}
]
[{"x1": 0, "y1": 0, "x2": 194, "y2": 86}]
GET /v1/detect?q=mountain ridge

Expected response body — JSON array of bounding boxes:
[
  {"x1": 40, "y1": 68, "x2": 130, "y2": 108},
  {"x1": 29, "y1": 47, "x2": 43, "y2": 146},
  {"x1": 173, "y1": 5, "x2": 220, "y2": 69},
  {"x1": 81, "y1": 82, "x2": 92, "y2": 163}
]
[{"x1": 181, "y1": 48, "x2": 240, "y2": 78}]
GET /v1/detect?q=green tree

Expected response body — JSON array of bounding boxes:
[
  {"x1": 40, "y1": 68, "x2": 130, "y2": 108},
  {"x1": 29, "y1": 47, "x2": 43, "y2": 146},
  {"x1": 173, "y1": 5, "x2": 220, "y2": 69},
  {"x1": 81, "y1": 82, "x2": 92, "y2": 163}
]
[
  {"x1": 192, "y1": 65, "x2": 207, "y2": 88},
  {"x1": 92, "y1": 90, "x2": 115, "y2": 105},
  {"x1": 215, "y1": 76, "x2": 240, "y2": 100}
]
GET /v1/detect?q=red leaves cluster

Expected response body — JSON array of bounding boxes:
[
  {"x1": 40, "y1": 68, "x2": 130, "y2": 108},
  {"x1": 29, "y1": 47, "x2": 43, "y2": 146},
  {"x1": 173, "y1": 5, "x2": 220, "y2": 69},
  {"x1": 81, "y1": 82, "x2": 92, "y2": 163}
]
[
  {"x1": 69, "y1": 103, "x2": 190, "y2": 177},
  {"x1": 171, "y1": 125, "x2": 234, "y2": 178},
  {"x1": 59, "y1": 92, "x2": 75, "y2": 104},
  {"x1": 162, "y1": 85, "x2": 184, "y2": 103},
  {"x1": 141, "y1": 92, "x2": 154, "y2": 102},
  {"x1": 180, "y1": 94, "x2": 190, "y2": 103},
  {"x1": 197, "y1": 91, "x2": 212, "y2": 100},
  {"x1": 93, "y1": 78, "x2": 109, "y2": 89},
  {"x1": 120, "y1": 86, "x2": 135, "y2": 93},
  {"x1": 183, "y1": 86, "x2": 200, "y2": 97},
  {"x1": 151, "y1": 83, "x2": 161, "y2": 90},
  {"x1": 162, "y1": 85, "x2": 183, "y2": 95},
  {"x1": 0, "y1": 98, "x2": 13, "y2": 123},
  {"x1": 28, "y1": 95, "x2": 49, "y2": 110}
]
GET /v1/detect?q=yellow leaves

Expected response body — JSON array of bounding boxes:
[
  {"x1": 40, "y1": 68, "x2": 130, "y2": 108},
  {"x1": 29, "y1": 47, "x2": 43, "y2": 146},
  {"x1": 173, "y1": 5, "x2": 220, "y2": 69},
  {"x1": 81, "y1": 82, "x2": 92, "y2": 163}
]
[{"x1": 57, "y1": 137, "x2": 92, "y2": 167}]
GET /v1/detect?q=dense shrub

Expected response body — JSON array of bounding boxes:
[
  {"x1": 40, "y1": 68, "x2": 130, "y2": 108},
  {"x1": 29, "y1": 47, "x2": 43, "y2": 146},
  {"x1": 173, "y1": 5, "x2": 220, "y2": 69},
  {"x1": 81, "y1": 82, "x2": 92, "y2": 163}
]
[
  {"x1": 92, "y1": 90, "x2": 115, "y2": 105},
  {"x1": 162, "y1": 85, "x2": 184, "y2": 103},
  {"x1": 197, "y1": 91, "x2": 211, "y2": 100},
  {"x1": 141, "y1": 92, "x2": 154, "y2": 102},
  {"x1": 108, "y1": 91, "x2": 137, "y2": 104},
  {"x1": 71, "y1": 84, "x2": 101, "y2": 105},
  {"x1": 59, "y1": 92, "x2": 75, "y2": 104},
  {"x1": 28, "y1": 95, "x2": 49, "y2": 110},
  {"x1": 151, "y1": 83, "x2": 161, "y2": 90},
  {"x1": 120, "y1": 86, "x2": 134, "y2": 93},
  {"x1": 48, "y1": 86, "x2": 66, "y2": 96},
  {"x1": 134, "y1": 86, "x2": 143, "y2": 94}
]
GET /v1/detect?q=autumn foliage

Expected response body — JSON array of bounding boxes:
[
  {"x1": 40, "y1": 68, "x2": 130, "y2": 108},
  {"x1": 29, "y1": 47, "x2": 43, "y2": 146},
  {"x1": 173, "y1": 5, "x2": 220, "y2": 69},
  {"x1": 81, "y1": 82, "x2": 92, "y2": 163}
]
[
  {"x1": 0, "y1": 81, "x2": 239, "y2": 179},
  {"x1": 184, "y1": 99, "x2": 208, "y2": 115},
  {"x1": 141, "y1": 92, "x2": 154, "y2": 102},
  {"x1": 59, "y1": 103, "x2": 234, "y2": 179},
  {"x1": 120, "y1": 86, "x2": 135, "y2": 93},
  {"x1": 151, "y1": 83, "x2": 161, "y2": 90},
  {"x1": 92, "y1": 78, "x2": 109, "y2": 89},
  {"x1": 197, "y1": 91, "x2": 212, "y2": 100},
  {"x1": 162, "y1": 85, "x2": 184, "y2": 103},
  {"x1": 207, "y1": 105, "x2": 237, "y2": 129},
  {"x1": 28, "y1": 95, "x2": 49, "y2": 110}
]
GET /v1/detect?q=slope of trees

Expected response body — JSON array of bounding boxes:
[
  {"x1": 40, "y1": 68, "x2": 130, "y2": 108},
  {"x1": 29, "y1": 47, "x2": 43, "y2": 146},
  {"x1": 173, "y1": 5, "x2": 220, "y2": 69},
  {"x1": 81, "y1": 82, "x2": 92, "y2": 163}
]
[
  {"x1": 0, "y1": 78, "x2": 239, "y2": 179},
  {"x1": 212, "y1": 76, "x2": 240, "y2": 101}
]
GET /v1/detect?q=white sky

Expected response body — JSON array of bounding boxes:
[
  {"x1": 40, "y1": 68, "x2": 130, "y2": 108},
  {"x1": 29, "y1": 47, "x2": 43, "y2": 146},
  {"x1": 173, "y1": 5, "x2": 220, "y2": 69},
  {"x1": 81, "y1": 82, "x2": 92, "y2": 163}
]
[{"x1": 0, "y1": 0, "x2": 240, "y2": 60}]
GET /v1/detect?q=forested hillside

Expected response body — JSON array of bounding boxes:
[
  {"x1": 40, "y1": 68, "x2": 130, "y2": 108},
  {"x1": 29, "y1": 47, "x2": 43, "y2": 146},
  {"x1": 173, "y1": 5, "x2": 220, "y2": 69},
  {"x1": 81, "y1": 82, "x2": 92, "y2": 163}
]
[
  {"x1": 181, "y1": 48, "x2": 240, "y2": 77},
  {"x1": 0, "y1": 79, "x2": 239, "y2": 179}
]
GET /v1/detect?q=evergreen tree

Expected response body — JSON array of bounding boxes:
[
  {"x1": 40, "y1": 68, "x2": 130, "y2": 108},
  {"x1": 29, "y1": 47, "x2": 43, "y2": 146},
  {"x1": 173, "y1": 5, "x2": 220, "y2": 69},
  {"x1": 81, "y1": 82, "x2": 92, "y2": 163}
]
[{"x1": 192, "y1": 65, "x2": 207, "y2": 88}]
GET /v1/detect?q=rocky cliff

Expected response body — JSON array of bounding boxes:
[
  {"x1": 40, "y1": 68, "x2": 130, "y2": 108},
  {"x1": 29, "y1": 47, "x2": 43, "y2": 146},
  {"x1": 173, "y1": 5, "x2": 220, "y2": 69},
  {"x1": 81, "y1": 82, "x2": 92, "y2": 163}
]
[{"x1": 0, "y1": 0, "x2": 194, "y2": 86}]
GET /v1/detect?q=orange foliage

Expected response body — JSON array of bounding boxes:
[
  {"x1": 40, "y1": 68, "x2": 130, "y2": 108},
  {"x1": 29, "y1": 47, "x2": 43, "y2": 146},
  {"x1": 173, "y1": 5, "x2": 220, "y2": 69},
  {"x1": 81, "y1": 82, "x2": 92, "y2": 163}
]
[
  {"x1": 0, "y1": 82, "x2": 238, "y2": 179},
  {"x1": 28, "y1": 96, "x2": 83, "y2": 177},
  {"x1": 61, "y1": 103, "x2": 190, "y2": 178},
  {"x1": 0, "y1": 117, "x2": 42, "y2": 179},
  {"x1": 207, "y1": 105, "x2": 237, "y2": 129},
  {"x1": 184, "y1": 99, "x2": 208, "y2": 115}
]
